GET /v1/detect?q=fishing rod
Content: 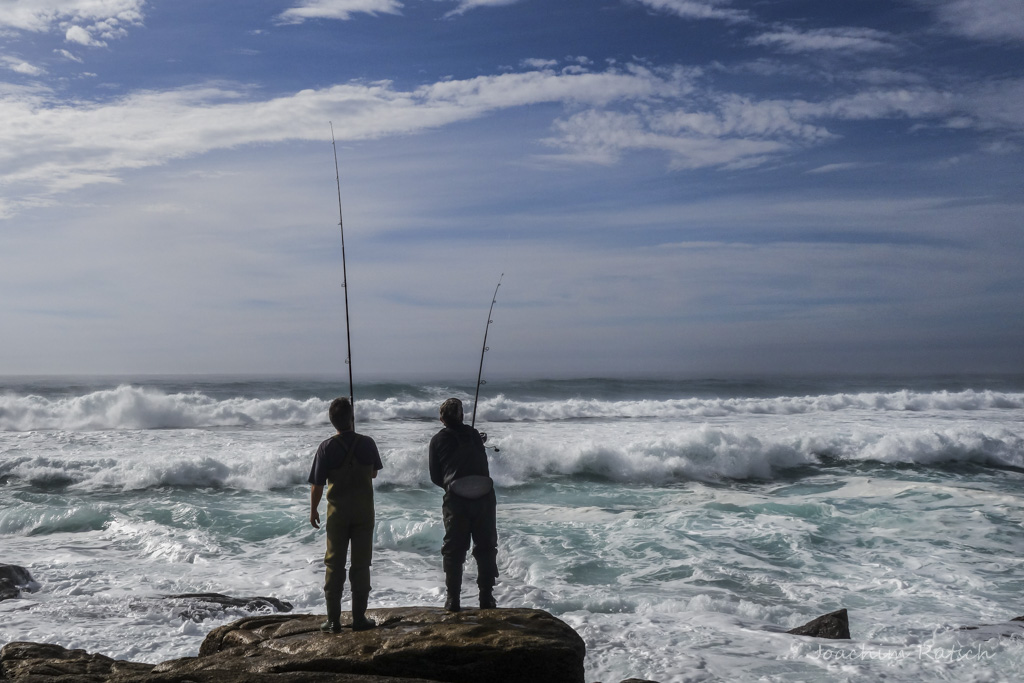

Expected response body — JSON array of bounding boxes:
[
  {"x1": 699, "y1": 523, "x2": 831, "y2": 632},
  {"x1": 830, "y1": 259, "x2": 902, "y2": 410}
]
[
  {"x1": 330, "y1": 122, "x2": 355, "y2": 412},
  {"x1": 471, "y1": 274, "x2": 503, "y2": 449}
]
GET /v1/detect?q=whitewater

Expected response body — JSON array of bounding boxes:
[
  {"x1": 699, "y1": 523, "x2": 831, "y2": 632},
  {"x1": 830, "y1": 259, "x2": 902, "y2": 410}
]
[{"x1": 2, "y1": 375, "x2": 1023, "y2": 682}]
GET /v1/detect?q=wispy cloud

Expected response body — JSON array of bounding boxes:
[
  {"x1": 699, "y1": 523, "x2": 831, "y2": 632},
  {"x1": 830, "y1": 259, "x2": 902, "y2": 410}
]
[
  {"x1": 805, "y1": 162, "x2": 875, "y2": 174},
  {"x1": 541, "y1": 109, "x2": 791, "y2": 169},
  {"x1": 1, "y1": 56, "x2": 45, "y2": 76},
  {"x1": 633, "y1": 0, "x2": 751, "y2": 24},
  {"x1": 277, "y1": 0, "x2": 403, "y2": 24},
  {"x1": 54, "y1": 48, "x2": 84, "y2": 63},
  {"x1": 4, "y1": 62, "x2": 1024, "y2": 218},
  {"x1": 0, "y1": 66, "x2": 684, "y2": 215},
  {"x1": 445, "y1": 0, "x2": 522, "y2": 17},
  {"x1": 923, "y1": 0, "x2": 1024, "y2": 42},
  {"x1": 750, "y1": 26, "x2": 900, "y2": 54}
]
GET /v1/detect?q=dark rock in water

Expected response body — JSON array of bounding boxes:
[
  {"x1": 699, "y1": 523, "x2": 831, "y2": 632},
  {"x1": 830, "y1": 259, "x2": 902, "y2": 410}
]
[
  {"x1": 787, "y1": 608, "x2": 851, "y2": 640},
  {"x1": 0, "y1": 641, "x2": 155, "y2": 681},
  {"x1": 959, "y1": 616, "x2": 1024, "y2": 638},
  {"x1": 0, "y1": 564, "x2": 36, "y2": 602},
  {"x1": 0, "y1": 564, "x2": 33, "y2": 585},
  {"x1": 163, "y1": 592, "x2": 293, "y2": 622},
  {"x1": 0, "y1": 581, "x2": 19, "y2": 602},
  {"x1": 161, "y1": 607, "x2": 586, "y2": 683}
]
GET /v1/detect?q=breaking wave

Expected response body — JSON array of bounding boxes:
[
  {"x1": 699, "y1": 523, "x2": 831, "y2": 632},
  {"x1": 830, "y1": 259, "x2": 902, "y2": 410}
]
[{"x1": 1, "y1": 385, "x2": 1022, "y2": 432}]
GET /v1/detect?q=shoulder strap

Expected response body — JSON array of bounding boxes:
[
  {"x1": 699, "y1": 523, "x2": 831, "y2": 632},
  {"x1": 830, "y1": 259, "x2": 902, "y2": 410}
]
[{"x1": 338, "y1": 433, "x2": 362, "y2": 467}]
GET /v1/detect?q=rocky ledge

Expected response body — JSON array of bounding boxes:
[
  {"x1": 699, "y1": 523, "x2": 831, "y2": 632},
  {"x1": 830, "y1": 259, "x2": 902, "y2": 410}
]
[{"x1": 1, "y1": 607, "x2": 587, "y2": 683}]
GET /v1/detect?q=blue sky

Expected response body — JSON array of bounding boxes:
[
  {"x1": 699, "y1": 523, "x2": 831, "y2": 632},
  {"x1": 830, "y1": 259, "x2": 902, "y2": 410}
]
[{"x1": 1, "y1": 0, "x2": 1022, "y2": 379}]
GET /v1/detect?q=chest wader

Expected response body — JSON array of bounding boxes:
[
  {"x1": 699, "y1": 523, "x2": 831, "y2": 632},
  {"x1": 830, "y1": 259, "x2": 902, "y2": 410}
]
[
  {"x1": 441, "y1": 482, "x2": 498, "y2": 612},
  {"x1": 321, "y1": 435, "x2": 376, "y2": 632}
]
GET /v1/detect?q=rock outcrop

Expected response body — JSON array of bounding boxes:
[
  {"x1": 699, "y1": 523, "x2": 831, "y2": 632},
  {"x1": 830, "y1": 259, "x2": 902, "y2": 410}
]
[
  {"x1": 0, "y1": 607, "x2": 587, "y2": 683},
  {"x1": 786, "y1": 608, "x2": 851, "y2": 640},
  {"x1": 163, "y1": 592, "x2": 293, "y2": 622},
  {"x1": 0, "y1": 564, "x2": 36, "y2": 602},
  {"x1": 0, "y1": 641, "x2": 437, "y2": 683},
  {"x1": 169, "y1": 607, "x2": 586, "y2": 683}
]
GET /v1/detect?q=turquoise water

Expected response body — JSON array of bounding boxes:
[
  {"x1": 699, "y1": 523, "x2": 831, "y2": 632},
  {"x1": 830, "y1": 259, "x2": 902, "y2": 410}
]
[{"x1": 2, "y1": 376, "x2": 1023, "y2": 681}]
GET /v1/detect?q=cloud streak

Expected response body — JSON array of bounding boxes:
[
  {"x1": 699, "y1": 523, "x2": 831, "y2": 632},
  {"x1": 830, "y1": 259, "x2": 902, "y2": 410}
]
[
  {"x1": 0, "y1": 66, "x2": 685, "y2": 214},
  {"x1": 3, "y1": 62, "x2": 1023, "y2": 218},
  {"x1": 749, "y1": 26, "x2": 900, "y2": 54},
  {"x1": 277, "y1": 0, "x2": 403, "y2": 23},
  {"x1": 924, "y1": 0, "x2": 1024, "y2": 42},
  {"x1": 445, "y1": 0, "x2": 522, "y2": 17},
  {"x1": 634, "y1": 0, "x2": 750, "y2": 24}
]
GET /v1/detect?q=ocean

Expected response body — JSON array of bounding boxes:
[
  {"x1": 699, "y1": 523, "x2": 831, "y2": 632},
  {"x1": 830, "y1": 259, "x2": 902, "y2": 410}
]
[{"x1": 1, "y1": 375, "x2": 1023, "y2": 682}]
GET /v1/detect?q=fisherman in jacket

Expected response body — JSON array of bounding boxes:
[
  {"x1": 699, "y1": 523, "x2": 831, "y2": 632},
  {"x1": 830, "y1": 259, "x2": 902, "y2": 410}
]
[
  {"x1": 428, "y1": 397, "x2": 498, "y2": 611},
  {"x1": 308, "y1": 397, "x2": 383, "y2": 632}
]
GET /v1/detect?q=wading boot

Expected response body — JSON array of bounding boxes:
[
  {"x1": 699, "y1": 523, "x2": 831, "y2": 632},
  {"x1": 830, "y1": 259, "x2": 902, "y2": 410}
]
[
  {"x1": 444, "y1": 568, "x2": 463, "y2": 612},
  {"x1": 320, "y1": 591, "x2": 342, "y2": 633},
  {"x1": 351, "y1": 591, "x2": 373, "y2": 631},
  {"x1": 479, "y1": 583, "x2": 497, "y2": 610}
]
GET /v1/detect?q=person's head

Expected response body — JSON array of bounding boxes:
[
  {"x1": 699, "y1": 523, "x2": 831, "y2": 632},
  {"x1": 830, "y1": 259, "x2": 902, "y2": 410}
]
[
  {"x1": 329, "y1": 397, "x2": 354, "y2": 432},
  {"x1": 439, "y1": 397, "x2": 464, "y2": 427}
]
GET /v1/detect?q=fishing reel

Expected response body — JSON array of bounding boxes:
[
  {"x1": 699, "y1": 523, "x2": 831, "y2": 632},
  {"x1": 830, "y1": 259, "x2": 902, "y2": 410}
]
[{"x1": 479, "y1": 432, "x2": 500, "y2": 453}]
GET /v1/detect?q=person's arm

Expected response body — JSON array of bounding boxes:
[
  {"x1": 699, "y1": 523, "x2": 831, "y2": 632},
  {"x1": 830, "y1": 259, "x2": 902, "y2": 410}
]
[
  {"x1": 428, "y1": 434, "x2": 444, "y2": 488},
  {"x1": 310, "y1": 485, "x2": 324, "y2": 528},
  {"x1": 367, "y1": 438, "x2": 382, "y2": 480}
]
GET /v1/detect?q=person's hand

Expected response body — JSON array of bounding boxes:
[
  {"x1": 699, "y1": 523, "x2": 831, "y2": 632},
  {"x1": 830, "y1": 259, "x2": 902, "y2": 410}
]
[
  {"x1": 479, "y1": 431, "x2": 488, "y2": 444},
  {"x1": 310, "y1": 509, "x2": 321, "y2": 529}
]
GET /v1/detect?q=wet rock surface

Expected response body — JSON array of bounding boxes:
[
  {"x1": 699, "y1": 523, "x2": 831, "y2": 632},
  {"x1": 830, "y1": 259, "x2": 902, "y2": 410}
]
[
  {"x1": 786, "y1": 608, "x2": 851, "y2": 640},
  {"x1": 1, "y1": 607, "x2": 586, "y2": 683},
  {"x1": 0, "y1": 564, "x2": 36, "y2": 602},
  {"x1": 177, "y1": 607, "x2": 586, "y2": 683},
  {"x1": 163, "y1": 592, "x2": 293, "y2": 622}
]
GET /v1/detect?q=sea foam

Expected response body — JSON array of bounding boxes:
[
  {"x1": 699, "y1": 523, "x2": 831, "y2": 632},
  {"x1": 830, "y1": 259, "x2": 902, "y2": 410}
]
[{"x1": 2, "y1": 386, "x2": 1022, "y2": 431}]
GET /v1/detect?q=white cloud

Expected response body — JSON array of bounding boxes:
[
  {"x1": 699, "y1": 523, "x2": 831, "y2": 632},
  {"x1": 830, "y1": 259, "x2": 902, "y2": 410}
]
[
  {"x1": 806, "y1": 162, "x2": 874, "y2": 174},
  {"x1": 541, "y1": 109, "x2": 789, "y2": 169},
  {"x1": 65, "y1": 25, "x2": 105, "y2": 46},
  {"x1": 633, "y1": 0, "x2": 750, "y2": 23},
  {"x1": 924, "y1": 0, "x2": 1024, "y2": 42},
  {"x1": 855, "y1": 68, "x2": 928, "y2": 85},
  {"x1": 54, "y1": 48, "x2": 84, "y2": 62},
  {"x1": 445, "y1": 0, "x2": 521, "y2": 17},
  {"x1": 807, "y1": 88, "x2": 956, "y2": 121},
  {"x1": 541, "y1": 94, "x2": 830, "y2": 170},
  {"x1": 413, "y1": 65, "x2": 687, "y2": 109},
  {"x1": 959, "y1": 78, "x2": 1024, "y2": 130},
  {"x1": 521, "y1": 58, "x2": 558, "y2": 70},
  {"x1": 0, "y1": 67, "x2": 687, "y2": 213},
  {"x1": 0, "y1": 0, "x2": 144, "y2": 35},
  {"x1": 750, "y1": 26, "x2": 900, "y2": 53},
  {"x1": 1, "y1": 56, "x2": 45, "y2": 76},
  {"x1": 277, "y1": 0, "x2": 402, "y2": 23},
  {"x1": 3, "y1": 60, "x2": 1023, "y2": 219},
  {"x1": 982, "y1": 140, "x2": 1021, "y2": 154}
]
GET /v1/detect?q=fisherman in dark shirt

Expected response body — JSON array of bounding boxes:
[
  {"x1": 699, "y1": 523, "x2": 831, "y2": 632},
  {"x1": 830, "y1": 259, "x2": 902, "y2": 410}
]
[
  {"x1": 308, "y1": 397, "x2": 383, "y2": 632},
  {"x1": 428, "y1": 397, "x2": 498, "y2": 611}
]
